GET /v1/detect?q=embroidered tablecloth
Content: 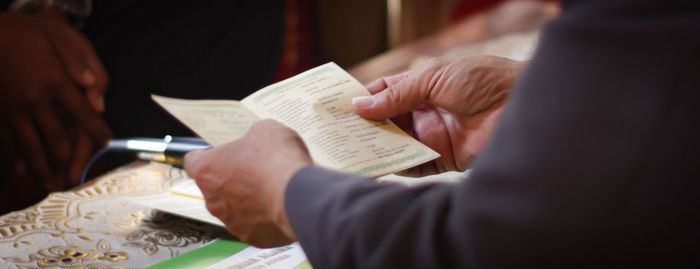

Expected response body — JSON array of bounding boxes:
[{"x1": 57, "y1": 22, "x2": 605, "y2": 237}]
[{"x1": 0, "y1": 162, "x2": 226, "y2": 268}]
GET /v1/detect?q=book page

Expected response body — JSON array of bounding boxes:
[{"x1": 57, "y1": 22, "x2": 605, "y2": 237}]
[
  {"x1": 168, "y1": 179, "x2": 204, "y2": 199},
  {"x1": 127, "y1": 191, "x2": 224, "y2": 227},
  {"x1": 242, "y1": 62, "x2": 440, "y2": 176},
  {"x1": 152, "y1": 95, "x2": 259, "y2": 147}
]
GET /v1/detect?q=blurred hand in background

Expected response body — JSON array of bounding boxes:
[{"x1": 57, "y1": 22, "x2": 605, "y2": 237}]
[{"x1": 0, "y1": 8, "x2": 112, "y2": 191}]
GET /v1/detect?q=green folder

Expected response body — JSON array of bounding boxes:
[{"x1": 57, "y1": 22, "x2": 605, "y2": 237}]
[{"x1": 147, "y1": 238, "x2": 311, "y2": 269}]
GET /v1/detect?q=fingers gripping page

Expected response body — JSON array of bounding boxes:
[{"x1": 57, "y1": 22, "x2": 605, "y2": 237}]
[{"x1": 241, "y1": 63, "x2": 439, "y2": 177}]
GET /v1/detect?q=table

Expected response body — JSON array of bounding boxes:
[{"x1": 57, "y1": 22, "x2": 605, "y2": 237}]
[{"x1": 0, "y1": 162, "x2": 225, "y2": 268}]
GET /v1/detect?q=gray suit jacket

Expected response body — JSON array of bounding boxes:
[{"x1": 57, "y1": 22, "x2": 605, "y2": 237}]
[{"x1": 286, "y1": 0, "x2": 700, "y2": 267}]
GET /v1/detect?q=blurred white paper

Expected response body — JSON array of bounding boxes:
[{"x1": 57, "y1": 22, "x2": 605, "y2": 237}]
[{"x1": 127, "y1": 180, "x2": 222, "y2": 226}]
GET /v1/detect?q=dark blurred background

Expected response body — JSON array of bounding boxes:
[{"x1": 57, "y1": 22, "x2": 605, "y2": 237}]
[{"x1": 0, "y1": 0, "x2": 557, "y2": 214}]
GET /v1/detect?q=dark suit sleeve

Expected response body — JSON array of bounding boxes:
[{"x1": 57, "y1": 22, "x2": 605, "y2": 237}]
[{"x1": 285, "y1": 0, "x2": 700, "y2": 268}]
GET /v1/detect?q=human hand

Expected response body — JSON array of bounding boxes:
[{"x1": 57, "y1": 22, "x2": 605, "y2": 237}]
[
  {"x1": 352, "y1": 56, "x2": 524, "y2": 176},
  {"x1": 0, "y1": 10, "x2": 111, "y2": 190},
  {"x1": 184, "y1": 120, "x2": 312, "y2": 247}
]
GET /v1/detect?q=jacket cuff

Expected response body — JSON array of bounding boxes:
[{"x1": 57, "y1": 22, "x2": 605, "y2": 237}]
[{"x1": 284, "y1": 165, "x2": 368, "y2": 262}]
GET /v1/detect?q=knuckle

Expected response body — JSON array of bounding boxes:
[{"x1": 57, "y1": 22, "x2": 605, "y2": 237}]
[
  {"x1": 185, "y1": 160, "x2": 207, "y2": 179},
  {"x1": 383, "y1": 85, "x2": 403, "y2": 105},
  {"x1": 466, "y1": 65, "x2": 487, "y2": 81},
  {"x1": 184, "y1": 150, "x2": 211, "y2": 175}
]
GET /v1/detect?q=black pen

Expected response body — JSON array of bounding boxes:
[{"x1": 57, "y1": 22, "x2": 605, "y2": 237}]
[
  {"x1": 107, "y1": 136, "x2": 210, "y2": 166},
  {"x1": 81, "y1": 136, "x2": 209, "y2": 184}
]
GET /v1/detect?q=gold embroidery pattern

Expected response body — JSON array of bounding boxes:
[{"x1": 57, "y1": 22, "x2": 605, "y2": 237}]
[
  {"x1": 123, "y1": 212, "x2": 224, "y2": 257},
  {"x1": 0, "y1": 162, "x2": 225, "y2": 268}
]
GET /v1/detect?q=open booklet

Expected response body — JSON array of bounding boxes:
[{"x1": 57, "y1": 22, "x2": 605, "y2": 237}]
[
  {"x1": 152, "y1": 62, "x2": 439, "y2": 177},
  {"x1": 137, "y1": 63, "x2": 442, "y2": 268}
]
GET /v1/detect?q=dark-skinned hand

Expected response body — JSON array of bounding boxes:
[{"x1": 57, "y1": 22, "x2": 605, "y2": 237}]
[{"x1": 0, "y1": 9, "x2": 112, "y2": 191}]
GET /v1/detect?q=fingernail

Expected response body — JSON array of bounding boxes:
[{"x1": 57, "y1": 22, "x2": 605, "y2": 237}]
[
  {"x1": 352, "y1": 96, "x2": 376, "y2": 108},
  {"x1": 83, "y1": 69, "x2": 96, "y2": 85}
]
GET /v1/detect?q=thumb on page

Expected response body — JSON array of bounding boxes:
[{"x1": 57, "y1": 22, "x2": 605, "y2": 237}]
[{"x1": 352, "y1": 76, "x2": 429, "y2": 121}]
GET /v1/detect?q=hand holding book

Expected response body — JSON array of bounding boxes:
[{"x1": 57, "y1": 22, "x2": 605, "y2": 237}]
[
  {"x1": 154, "y1": 56, "x2": 520, "y2": 247},
  {"x1": 153, "y1": 62, "x2": 440, "y2": 177},
  {"x1": 183, "y1": 120, "x2": 308, "y2": 247},
  {"x1": 352, "y1": 56, "x2": 523, "y2": 176}
]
